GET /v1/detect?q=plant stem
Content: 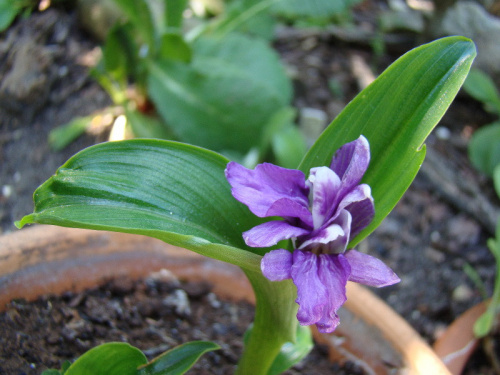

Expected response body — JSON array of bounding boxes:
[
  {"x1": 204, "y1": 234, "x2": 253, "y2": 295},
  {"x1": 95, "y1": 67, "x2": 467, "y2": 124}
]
[{"x1": 235, "y1": 270, "x2": 298, "y2": 375}]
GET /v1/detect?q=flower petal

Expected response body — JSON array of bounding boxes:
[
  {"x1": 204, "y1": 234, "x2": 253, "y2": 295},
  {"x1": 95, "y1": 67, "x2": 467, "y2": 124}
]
[
  {"x1": 267, "y1": 198, "x2": 313, "y2": 228},
  {"x1": 298, "y1": 210, "x2": 351, "y2": 254},
  {"x1": 243, "y1": 220, "x2": 309, "y2": 248},
  {"x1": 291, "y1": 250, "x2": 351, "y2": 333},
  {"x1": 336, "y1": 184, "x2": 374, "y2": 238},
  {"x1": 329, "y1": 135, "x2": 370, "y2": 193},
  {"x1": 225, "y1": 162, "x2": 309, "y2": 218},
  {"x1": 261, "y1": 249, "x2": 293, "y2": 281},
  {"x1": 345, "y1": 250, "x2": 400, "y2": 287},
  {"x1": 308, "y1": 167, "x2": 341, "y2": 229}
]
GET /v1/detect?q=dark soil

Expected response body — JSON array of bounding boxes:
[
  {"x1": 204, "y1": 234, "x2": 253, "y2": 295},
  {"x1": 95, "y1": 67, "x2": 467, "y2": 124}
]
[
  {"x1": 1, "y1": 2, "x2": 500, "y2": 374},
  {"x1": 0, "y1": 276, "x2": 364, "y2": 375}
]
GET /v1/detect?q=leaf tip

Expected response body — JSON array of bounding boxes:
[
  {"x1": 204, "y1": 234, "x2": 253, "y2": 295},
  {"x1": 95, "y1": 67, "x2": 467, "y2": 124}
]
[{"x1": 15, "y1": 215, "x2": 34, "y2": 229}]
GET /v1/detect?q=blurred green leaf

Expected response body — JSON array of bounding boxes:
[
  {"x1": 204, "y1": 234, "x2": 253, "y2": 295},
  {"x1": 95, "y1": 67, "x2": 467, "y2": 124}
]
[
  {"x1": 300, "y1": 36, "x2": 476, "y2": 248},
  {"x1": 64, "y1": 342, "x2": 147, "y2": 375},
  {"x1": 494, "y1": 164, "x2": 500, "y2": 198},
  {"x1": 113, "y1": 0, "x2": 156, "y2": 49},
  {"x1": 474, "y1": 309, "x2": 494, "y2": 338},
  {"x1": 468, "y1": 122, "x2": 500, "y2": 177},
  {"x1": 0, "y1": 0, "x2": 22, "y2": 31},
  {"x1": 165, "y1": 0, "x2": 187, "y2": 29},
  {"x1": 137, "y1": 341, "x2": 219, "y2": 375},
  {"x1": 193, "y1": 33, "x2": 292, "y2": 106},
  {"x1": 102, "y1": 24, "x2": 139, "y2": 85},
  {"x1": 272, "y1": 0, "x2": 363, "y2": 19},
  {"x1": 49, "y1": 116, "x2": 93, "y2": 151},
  {"x1": 159, "y1": 33, "x2": 191, "y2": 62},
  {"x1": 17, "y1": 140, "x2": 264, "y2": 270},
  {"x1": 148, "y1": 33, "x2": 292, "y2": 153},
  {"x1": 272, "y1": 125, "x2": 307, "y2": 169},
  {"x1": 207, "y1": 0, "x2": 277, "y2": 40},
  {"x1": 126, "y1": 108, "x2": 174, "y2": 139},
  {"x1": 463, "y1": 68, "x2": 500, "y2": 116}
]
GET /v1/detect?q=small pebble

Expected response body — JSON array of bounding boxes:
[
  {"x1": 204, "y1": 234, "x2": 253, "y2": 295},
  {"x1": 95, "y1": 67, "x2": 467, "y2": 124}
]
[
  {"x1": 452, "y1": 284, "x2": 474, "y2": 302},
  {"x1": 2, "y1": 185, "x2": 13, "y2": 198},
  {"x1": 163, "y1": 289, "x2": 191, "y2": 316}
]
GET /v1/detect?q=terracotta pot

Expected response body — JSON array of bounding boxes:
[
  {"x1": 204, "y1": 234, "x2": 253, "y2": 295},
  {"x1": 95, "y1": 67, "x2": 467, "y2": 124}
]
[
  {"x1": 0, "y1": 225, "x2": 451, "y2": 375},
  {"x1": 433, "y1": 301, "x2": 488, "y2": 375}
]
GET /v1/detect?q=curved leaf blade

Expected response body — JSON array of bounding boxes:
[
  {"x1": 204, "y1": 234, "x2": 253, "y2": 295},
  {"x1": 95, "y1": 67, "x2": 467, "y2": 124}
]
[
  {"x1": 299, "y1": 36, "x2": 476, "y2": 247},
  {"x1": 17, "y1": 140, "x2": 263, "y2": 271},
  {"x1": 65, "y1": 342, "x2": 147, "y2": 375},
  {"x1": 137, "y1": 341, "x2": 220, "y2": 375}
]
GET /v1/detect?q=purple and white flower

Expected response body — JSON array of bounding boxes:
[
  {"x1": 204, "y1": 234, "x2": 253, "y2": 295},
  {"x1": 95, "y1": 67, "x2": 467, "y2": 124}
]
[{"x1": 225, "y1": 135, "x2": 400, "y2": 333}]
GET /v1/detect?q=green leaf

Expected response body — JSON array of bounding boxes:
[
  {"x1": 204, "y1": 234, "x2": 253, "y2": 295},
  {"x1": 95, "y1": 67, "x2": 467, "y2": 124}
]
[
  {"x1": 17, "y1": 140, "x2": 263, "y2": 271},
  {"x1": 165, "y1": 0, "x2": 187, "y2": 29},
  {"x1": 41, "y1": 370, "x2": 62, "y2": 375},
  {"x1": 299, "y1": 36, "x2": 476, "y2": 247},
  {"x1": 126, "y1": 109, "x2": 174, "y2": 139},
  {"x1": 0, "y1": 0, "x2": 22, "y2": 32},
  {"x1": 242, "y1": 323, "x2": 313, "y2": 375},
  {"x1": 468, "y1": 122, "x2": 500, "y2": 177},
  {"x1": 102, "y1": 24, "x2": 139, "y2": 85},
  {"x1": 272, "y1": 124, "x2": 307, "y2": 169},
  {"x1": 494, "y1": 164, "x2": 500, "y2": 198},
  {"x1": 206, "y1": 0, "x2": 277, "y2": 40},
  {"x1": 113, "y1": 0, "x2": 156, "y2": 49},
  {"x1": 463, "y1": 68, "x2": 500, "y2": 116},
  {"x1": 137, "y1": 341, "x2": 219, "y2": 375},
  {"x1": 158, "y1": 33, "x2": 192, "y2": 62},
  {"x1": 267, "y1": 325, "x2": 312, "y2": 375},
  {"x1": 148, "y1": 33, "x2": 292, "y2": 153},
  {"x1": 49, "y1": 116, "x2": 93, "y2": 151},
  {"x1": 272, "y1": 0, "x2": 362, "y2": 19},
  {"x1": 474, "y1": 309, "x2": 494, "y2": 338},
  {"x1": 64, "y1": 342, "x2": 147, "y2": 375},
  {"x1": 193, "y1": 33, "x2": 292, "y2": 107}
]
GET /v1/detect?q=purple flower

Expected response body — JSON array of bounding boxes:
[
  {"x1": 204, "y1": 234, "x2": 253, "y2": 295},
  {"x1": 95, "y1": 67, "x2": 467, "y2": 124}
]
[{"x1": 225, "y1": 136, "x2": 400, "y2": 333}]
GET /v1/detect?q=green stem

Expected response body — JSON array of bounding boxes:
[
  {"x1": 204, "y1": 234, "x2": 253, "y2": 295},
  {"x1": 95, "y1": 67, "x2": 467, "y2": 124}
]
[{"x1": 235, "y1": 270, "x2": 298, "y2": 375}]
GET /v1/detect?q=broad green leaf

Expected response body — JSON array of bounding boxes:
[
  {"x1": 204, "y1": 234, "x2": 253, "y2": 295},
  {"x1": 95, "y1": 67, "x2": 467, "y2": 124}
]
[
  {"x1": 17, "y1": 140, "x2": 263, "y2": 271},
  {"x1": 463, "y1": 68, "x2": 500, "y2": 116},
  {"x1": 148, "y1": 33, "x2": 292, "y2": 153},
  {"x1": 193, "y1": 33, "x2": 292, "y2": 107},
  {"x1": 137, "y1": 341, "x2": 219, "y2": 375},
  {"x1": 64, "y1": 342, "x2": 147, "y2": 375},
  {"x1": 49, "y1": 116, "x2": 93, "y2": 151},
  {"x1": 299, "y1": 36, "x2": 476, "y2": 247},
  {"x1": 468, "y1": 122, "x2": 500, "y2": 177}
]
